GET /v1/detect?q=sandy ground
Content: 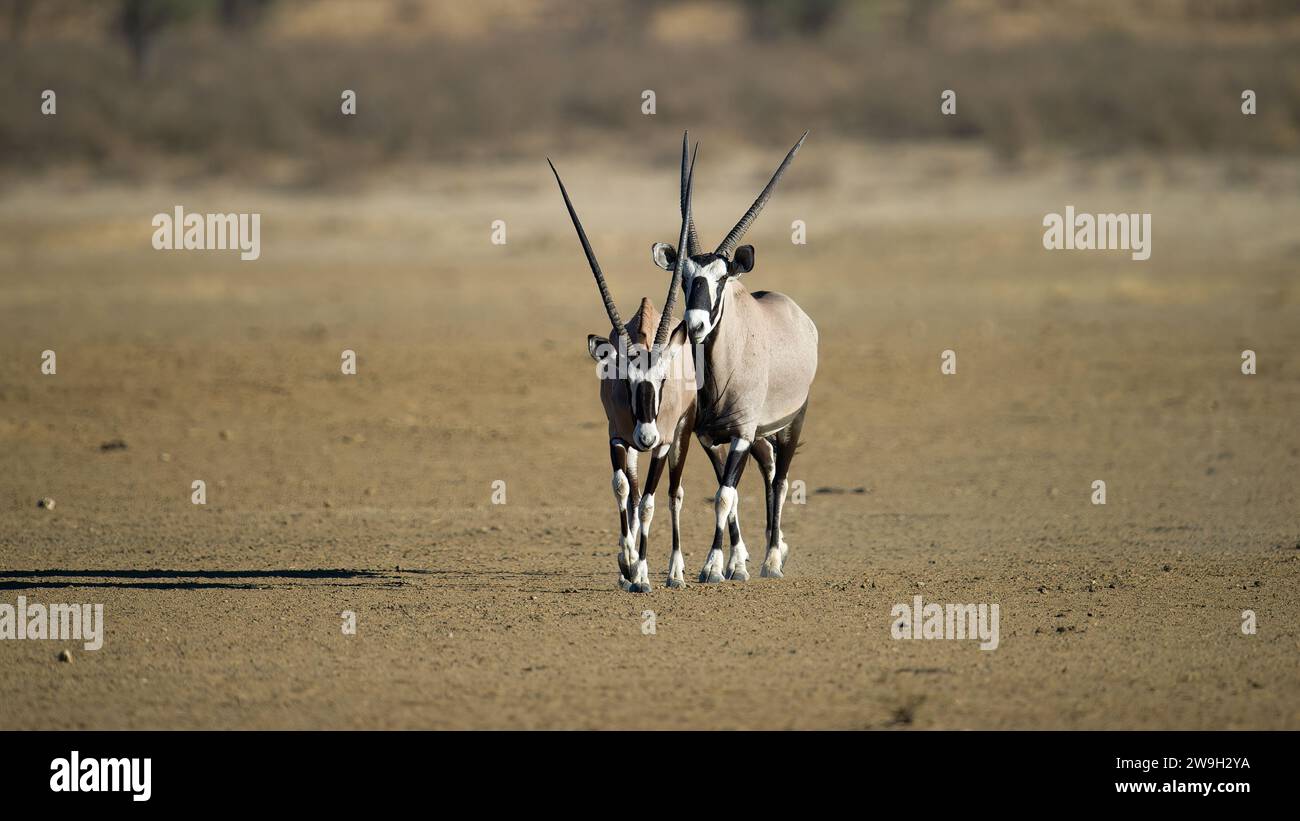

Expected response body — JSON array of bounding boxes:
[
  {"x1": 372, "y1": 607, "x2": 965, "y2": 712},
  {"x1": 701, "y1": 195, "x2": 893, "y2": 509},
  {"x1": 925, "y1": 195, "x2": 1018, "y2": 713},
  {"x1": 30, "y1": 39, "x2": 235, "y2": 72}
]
[{"x1": 0, "y1": 141, "x2": 1297, "y2": 729}]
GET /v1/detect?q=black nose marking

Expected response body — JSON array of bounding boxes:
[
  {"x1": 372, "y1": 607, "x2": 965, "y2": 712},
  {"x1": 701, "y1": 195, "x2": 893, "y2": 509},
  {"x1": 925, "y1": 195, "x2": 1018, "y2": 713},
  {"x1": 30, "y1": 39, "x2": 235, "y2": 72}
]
[
  {"x1": 687, "y1": 278, "x2": 711, "y2": 313},
  {"x1": 633, "y1": 380, "x2": 656, "y2": 422}
]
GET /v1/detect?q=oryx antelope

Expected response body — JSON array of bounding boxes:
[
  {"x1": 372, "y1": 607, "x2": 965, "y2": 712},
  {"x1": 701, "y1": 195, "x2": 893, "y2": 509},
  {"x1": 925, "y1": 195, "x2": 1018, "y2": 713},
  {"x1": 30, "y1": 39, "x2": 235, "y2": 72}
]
[
  {"x1": 549, "y1": 151, "x2": 706, "y2": 592},
  {"x1": 651, "y1": 133, "x2": 818, "y2": 583}
]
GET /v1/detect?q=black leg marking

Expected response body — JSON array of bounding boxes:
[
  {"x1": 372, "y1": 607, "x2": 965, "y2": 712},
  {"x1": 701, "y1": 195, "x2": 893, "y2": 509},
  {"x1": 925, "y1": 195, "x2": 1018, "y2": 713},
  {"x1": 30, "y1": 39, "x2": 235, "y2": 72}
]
[
  {"x1": 638, "y1": 453, "x2": 667, "y2": 562},
  {"x1": 610, "y1": 442, "x2": 635, "y2": 586},
  {"x1": 721, "y1": 442, "x2": 749, "y2": 488},
  {"x1": 765, "y1": 404, "x2": 807, "y2": 578},
  {"x1": 702, "y1": 440, "x2": 750, "y2": 583},
  {"x1": 751, "y1": 437, "x2": 776, "y2": 551},
  {"x1": 704, "y1": 440, "x2": 742, "y2": 549},
  {"x1": 666, "y1": 434, "x2": 690, "y2": 589}
]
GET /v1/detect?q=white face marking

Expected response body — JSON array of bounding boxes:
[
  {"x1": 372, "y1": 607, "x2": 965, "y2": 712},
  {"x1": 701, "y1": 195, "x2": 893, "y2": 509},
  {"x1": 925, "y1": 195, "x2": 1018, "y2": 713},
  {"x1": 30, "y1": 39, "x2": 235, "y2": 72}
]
[
  {"x1": 682, "y1": 258, "x2": 729, "y2": 342},
  {"x1": 626, "y1": 343, "x2": 680, "y2": 385},
  {"x1": 625, "y1": 341, "x2": 685, "y2": 450},
  {"x1": 684, "y1": 309, "x2": 710, "y2": 341},
  {"x1": 632, "y1": 421, "x2": 659, "y2": 451},
  {"x1": 623, "y1": 346, "x2": 656, "y2": 399},
  {"x1": 627, "y1": 348, "x2": 659, "y2": 452}
]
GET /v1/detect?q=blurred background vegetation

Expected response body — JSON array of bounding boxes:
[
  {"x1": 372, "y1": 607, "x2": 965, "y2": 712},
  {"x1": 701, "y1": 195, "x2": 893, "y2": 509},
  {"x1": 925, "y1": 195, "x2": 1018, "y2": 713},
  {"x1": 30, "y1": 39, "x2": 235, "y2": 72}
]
[{"x1": 1, "y1": 0, "x2": 1297, "y2": 183}]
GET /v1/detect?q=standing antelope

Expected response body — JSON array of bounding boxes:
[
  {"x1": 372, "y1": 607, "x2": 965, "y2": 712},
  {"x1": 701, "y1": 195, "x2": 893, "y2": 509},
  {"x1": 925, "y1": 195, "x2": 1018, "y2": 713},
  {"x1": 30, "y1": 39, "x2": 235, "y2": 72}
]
[
  {"x1": 651, "y1": 133, "x2": 818, "y2": 582},
  {"x1": 549, "y1": 152, "x2": 701, "y2": 592}
]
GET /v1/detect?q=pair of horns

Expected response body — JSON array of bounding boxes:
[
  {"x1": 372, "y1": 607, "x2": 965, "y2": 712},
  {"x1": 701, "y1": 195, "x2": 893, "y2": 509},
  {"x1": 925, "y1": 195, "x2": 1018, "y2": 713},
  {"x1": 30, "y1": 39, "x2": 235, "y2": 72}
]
[
  {"x1": 550, "y1": 146, "x2": 696, "y2": 355},
  {"x1": 552, "y1": 130, "x2": 805, "y2": 351}
]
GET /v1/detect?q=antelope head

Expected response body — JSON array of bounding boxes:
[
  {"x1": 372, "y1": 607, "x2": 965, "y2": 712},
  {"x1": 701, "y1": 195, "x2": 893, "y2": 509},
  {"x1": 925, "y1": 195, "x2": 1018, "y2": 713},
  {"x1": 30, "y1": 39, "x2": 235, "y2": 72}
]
[
  {"x1": 550, "y1": 151, "x2": 697, "y2": 452},
  {"x1": 652, "y1": 131, "x2": 807, "y2": 344}
]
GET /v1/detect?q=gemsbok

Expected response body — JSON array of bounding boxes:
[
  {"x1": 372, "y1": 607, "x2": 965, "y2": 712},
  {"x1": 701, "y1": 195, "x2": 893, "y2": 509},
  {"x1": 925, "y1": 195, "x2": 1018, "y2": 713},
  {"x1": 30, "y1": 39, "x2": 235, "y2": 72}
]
[
  {"x1": 549, "y1": 150, "x2": 703, "y2": 592},
  {"x1": 651, "y1": 133, "x2": 818, "y2": 583}
]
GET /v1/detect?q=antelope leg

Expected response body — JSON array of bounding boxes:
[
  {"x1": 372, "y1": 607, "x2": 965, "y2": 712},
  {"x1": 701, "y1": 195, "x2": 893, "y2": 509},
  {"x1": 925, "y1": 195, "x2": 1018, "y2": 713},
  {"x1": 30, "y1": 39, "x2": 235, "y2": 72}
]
[
  {"x1": 628, "y1": 447, "x2": 668, "y2": 594},
  {"x1": 700, "y1": 437, "x2": 750, "y2": 583},
  {"x1": 610, "y1": 441, "x2": 638, "y2": 587}
]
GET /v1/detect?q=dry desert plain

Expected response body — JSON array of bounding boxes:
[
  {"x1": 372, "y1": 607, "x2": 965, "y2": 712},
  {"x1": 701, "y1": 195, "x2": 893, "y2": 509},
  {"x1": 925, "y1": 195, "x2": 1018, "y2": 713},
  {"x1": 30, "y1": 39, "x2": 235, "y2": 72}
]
[{"x1": 0, "y1": 141, "x2": 1297, "y2": 728}]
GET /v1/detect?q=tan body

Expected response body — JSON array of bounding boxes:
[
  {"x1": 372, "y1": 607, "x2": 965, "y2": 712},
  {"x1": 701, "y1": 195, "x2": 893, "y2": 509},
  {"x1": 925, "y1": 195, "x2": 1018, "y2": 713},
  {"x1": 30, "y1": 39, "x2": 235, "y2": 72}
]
[
  {"x1": 599, "y1": 301, "x2": 697, "y2": 452},
  {"x1": 693, "y1": 281, "x2": 818, "y2": 445},
  {"x1": 596, "y1": 302, "x2": 695, "y2": 590},
  {"x1": 550, "y1": 152, "x2": 705, "y2": 592},
  {"x1": 594, "y1": 299, "x2": 758, "y2": 590},
  {"x1": 651, "y1": 131, "x2": 819, "y2": 583}
]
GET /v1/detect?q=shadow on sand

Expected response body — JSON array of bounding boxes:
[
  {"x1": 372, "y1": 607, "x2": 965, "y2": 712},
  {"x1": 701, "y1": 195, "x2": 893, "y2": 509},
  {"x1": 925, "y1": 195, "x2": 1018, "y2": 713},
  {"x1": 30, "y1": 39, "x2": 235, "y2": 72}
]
[{"x1": 0, "y1": 568, "x2": 413, "y2": 591}]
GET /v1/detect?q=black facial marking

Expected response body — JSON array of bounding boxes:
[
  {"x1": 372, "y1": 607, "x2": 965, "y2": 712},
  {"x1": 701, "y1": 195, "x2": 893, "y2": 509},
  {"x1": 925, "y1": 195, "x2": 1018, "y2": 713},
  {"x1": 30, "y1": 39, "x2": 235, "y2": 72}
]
[
  {"x1": 633, "y1": 380, "x2": 657, "y2": 423},
  {"x1": 687, "y1": 277, "x2": 711, "y2": 313}
]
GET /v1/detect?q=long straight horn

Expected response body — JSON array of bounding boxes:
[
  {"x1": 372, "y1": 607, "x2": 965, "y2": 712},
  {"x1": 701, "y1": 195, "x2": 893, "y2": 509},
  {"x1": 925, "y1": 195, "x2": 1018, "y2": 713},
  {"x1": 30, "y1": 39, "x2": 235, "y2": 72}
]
[
  {"x1": 656, "y1": 144, "x2": 696, "y2": 352},
  {"x1": 714, "y1": 131, "x2": 808, "y2": 259},
  {"x1": 548, "y1": 158, "x2": 629, "y2": 346},
  {"x1": 681, "y1": 131, "x2": 700, "y2": 257}
]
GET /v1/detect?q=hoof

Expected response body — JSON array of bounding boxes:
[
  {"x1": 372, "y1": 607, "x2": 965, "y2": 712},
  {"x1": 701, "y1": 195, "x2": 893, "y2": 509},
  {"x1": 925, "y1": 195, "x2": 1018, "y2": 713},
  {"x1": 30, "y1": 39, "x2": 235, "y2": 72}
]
[
  {"x1": 665, "y1": 577, "x2": 686, "y2": 590},
  {"x1": 760, "y1": 565, "x2": 784, "y2": 579},
  {"x1": 727, "y1": 565, "x2": 750, "y2": 582},
  {"x1": 618, "y1": 576, "x2": 634, "y2": 591},
  {"x1": 630, "y1": 580, "x2": 651, "y2": 594},
  {"x1": 699, "y1": 570, "x2": 724, "y2": 584}
]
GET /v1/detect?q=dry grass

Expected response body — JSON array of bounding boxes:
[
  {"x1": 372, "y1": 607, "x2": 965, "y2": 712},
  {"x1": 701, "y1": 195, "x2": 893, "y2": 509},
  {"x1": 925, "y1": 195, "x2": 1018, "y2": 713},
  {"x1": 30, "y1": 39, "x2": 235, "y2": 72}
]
[{"x1": 1, "y1": 1, "x2": 1298, "y2": 183}]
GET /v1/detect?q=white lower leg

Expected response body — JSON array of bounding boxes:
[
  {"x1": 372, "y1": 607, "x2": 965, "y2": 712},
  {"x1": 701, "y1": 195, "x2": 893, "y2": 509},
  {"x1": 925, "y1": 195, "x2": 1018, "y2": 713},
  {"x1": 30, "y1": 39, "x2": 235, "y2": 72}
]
[
  {"x1": 726, "y1": 503, "x2": 749, "y2": 580},
  {"x1": 624, "y1": 449, "x2": 640, "y2": 539},
  {"x1": 667, "y1": 549, "x2": 685, "y2": 586},
  {"x1": 638, "y1": 492, "x2": 655, "y2": 547},
  {"x1": 701, "y1": 486, "x2": 735, "y2": 580},
  {"x1": 613, "y1": 469, "x2": 636, "y2": 574},
  {"x1": 634, "y1": 492, "x2": 654, "y2": 588},
  {"x1": 667, "y1": 485, "x2": 686, "y2": 586},
  {"x1": 763, "y1": 478, "x2": 790, "y2": 576}
]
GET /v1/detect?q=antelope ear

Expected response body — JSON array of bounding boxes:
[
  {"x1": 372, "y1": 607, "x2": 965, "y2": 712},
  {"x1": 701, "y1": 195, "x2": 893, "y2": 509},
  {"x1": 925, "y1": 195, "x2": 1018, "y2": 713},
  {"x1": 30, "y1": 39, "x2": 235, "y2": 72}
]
[
  {"x1": 651, "y1": 242, "x2": 677, "y2": 271},
  {"x1": 588, "y1": 334, "x2": 612, "y2": 361},
  {"x1": 732, "y1": 245, "x2": 755, "y2": 275}
]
